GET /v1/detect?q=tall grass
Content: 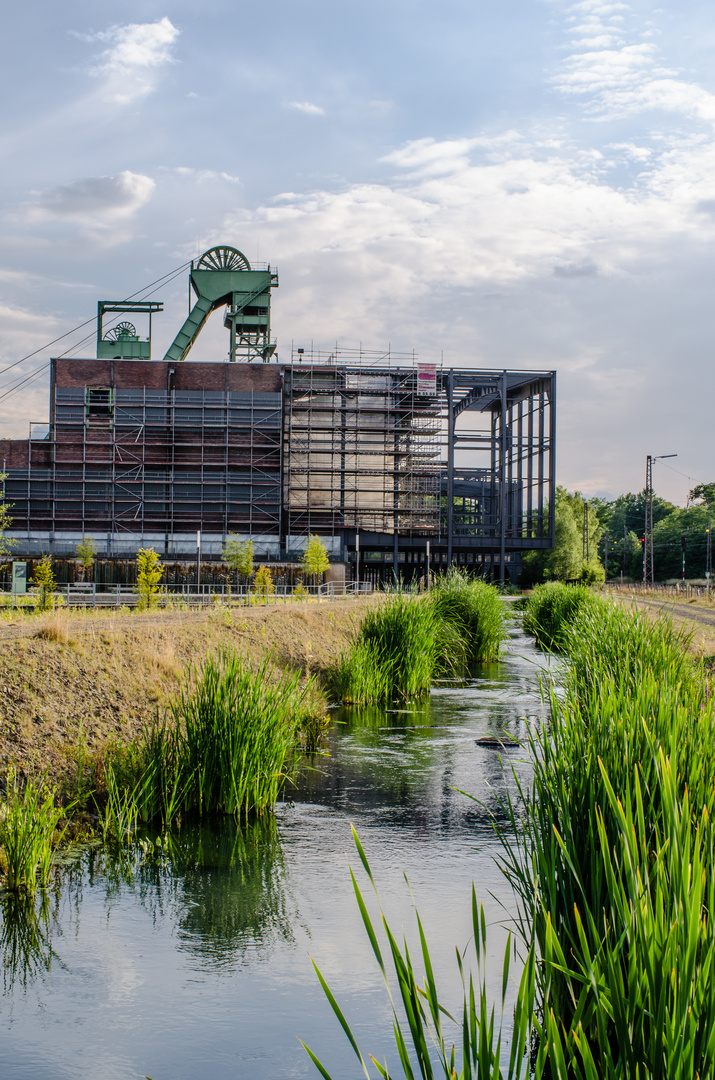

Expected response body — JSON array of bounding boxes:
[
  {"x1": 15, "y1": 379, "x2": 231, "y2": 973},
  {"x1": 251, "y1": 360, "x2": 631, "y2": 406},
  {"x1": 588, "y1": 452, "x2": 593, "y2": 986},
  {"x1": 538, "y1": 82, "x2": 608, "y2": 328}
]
[
  {"x1": 303, "y1": 828, "x2": 537, "y2": 1080},
  {"x1": 521, "y1": 580, "x2": 597, "y2": 650},
  {"x1": 329, "y1": 593, "x2": 466, "y2": 705},
  {"x1": 330, "y1": 581, "x2": 505, "y2": 706},
  {"x1": 504, "y1": 591, "x2": 715, "y2": 1074},
  {"x1": 0, "y1": 770, "x2": 67, "y2": 895},
  {"x1": 103, "y1": 650, "x2": 315, "y2": 832},
  {"x1": 429, "y1": 569, "x2": 505, "y2": 662}
]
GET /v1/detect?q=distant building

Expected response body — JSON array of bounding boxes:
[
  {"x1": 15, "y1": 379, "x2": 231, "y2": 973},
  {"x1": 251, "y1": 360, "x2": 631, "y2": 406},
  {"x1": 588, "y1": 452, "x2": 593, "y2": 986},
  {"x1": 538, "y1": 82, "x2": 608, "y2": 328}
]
[{"x1": 2, "y1": 246, "x2": 555, "y2": 583}]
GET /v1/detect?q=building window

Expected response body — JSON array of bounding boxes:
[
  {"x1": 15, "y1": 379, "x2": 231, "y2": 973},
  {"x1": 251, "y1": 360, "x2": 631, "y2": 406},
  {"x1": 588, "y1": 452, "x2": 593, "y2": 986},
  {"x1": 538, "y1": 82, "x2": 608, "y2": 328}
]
[{"x1": 86, "y1": 387, "x2": 114, "y2": 421}]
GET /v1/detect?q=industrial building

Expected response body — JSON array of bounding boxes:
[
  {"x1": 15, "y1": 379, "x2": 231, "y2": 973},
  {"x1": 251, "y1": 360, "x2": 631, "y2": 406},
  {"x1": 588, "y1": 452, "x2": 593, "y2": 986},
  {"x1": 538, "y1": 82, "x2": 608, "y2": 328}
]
[{"x1": 1, "y1": 246, "x2": 555, "y2": 584}]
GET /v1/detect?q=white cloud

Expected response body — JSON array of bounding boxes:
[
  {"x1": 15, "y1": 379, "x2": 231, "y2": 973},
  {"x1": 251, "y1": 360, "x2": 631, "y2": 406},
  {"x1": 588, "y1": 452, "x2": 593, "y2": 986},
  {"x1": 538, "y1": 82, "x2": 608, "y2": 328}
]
[
  {"x1": 286, "y1": 101, "x2": 325, "y2": 116},
  {"x1": 86, "y1": 17, "x2": 179, "y2": 105},
  {"x1": 25, "y1": 171, "x2": 155, "y2": 224}
]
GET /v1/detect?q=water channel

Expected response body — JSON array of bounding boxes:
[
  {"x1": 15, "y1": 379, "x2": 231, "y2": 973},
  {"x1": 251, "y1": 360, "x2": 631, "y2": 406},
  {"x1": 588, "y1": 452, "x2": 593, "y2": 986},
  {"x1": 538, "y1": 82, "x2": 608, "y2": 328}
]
[{"x1": 0, "y1": 624, "x2": 553, "y2": 1080}]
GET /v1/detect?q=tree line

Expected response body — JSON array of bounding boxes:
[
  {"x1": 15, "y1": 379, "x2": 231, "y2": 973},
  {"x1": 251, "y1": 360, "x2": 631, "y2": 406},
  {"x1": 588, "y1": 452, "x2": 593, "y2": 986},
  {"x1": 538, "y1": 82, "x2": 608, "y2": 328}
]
[{"x1": 521, "y1": 483, "x2": 715, "y2": 585}]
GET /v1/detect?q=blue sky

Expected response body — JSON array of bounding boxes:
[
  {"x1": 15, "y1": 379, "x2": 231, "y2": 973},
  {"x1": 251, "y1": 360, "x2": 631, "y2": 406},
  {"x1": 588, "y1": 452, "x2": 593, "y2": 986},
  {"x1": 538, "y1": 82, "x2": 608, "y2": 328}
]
[{"x1": 1, "y1": 0, "x2": 714, "y2": 503}]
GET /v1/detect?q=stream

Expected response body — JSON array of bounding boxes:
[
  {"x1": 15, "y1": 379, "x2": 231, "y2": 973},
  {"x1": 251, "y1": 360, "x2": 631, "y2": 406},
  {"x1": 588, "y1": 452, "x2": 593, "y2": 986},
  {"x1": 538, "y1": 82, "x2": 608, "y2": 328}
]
[{"x1": 0, "y1": 624, "x2": 552, "y2": 1080}]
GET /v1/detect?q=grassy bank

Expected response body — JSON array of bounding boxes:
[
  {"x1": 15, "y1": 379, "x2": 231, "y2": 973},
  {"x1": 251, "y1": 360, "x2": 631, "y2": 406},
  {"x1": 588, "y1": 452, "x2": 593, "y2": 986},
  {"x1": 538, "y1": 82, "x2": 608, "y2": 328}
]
[
  {"x1": 308, "y1": 585, "x2": 715, "y2": 1077},
  {"x1": 0, "y1": 599, "x2": 375, "y2": 894}
]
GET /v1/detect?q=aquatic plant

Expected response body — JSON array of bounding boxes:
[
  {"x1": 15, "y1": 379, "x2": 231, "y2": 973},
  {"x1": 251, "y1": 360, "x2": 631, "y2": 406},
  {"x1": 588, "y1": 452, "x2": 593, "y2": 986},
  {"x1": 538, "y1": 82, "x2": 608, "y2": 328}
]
[
  {"x1": 428, "y1": 569, "x2": 505, "y2": 662},
  {"x1": 103, "y1": 650, "x2": 314, "y2": 830},
  {"x1": 329, "y1": 593, "x2": 466, "y2": 705},
  {"x1": 0, "y1": 770, "x2": 66, "y2": 895},
  {"x1": 303, "y1": 828, "x2": 537, "y2": 1080},
  {"x1": 521, "y1": 580, "x2": 596, "y2": 650}
]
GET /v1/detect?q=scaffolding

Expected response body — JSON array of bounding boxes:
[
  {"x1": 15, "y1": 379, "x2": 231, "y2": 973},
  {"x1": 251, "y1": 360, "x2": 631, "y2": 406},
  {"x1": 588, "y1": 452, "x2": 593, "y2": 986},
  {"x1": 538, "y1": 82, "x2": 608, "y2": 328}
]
[{"x1": 283, "y1": 360, "x2": 442, "y2": 543}]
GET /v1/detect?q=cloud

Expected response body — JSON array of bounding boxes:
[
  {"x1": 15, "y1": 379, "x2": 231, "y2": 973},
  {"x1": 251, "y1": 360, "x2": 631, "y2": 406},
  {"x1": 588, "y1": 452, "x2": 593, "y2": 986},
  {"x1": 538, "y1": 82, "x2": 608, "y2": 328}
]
[
  {"x1": 554, "y1": 258, "x2": 599, "y2": 277},
  {"x1": 25, "y1": 171, "x2": 155, "y2": 224},
  {"x1": 553, "y1": 1, "x2": 715, "y2": 124},
  {"x1": 286, "y1": 101, "x2": 325, "y2": 116},
  {"x1": 85, "y1": 17, "x2": 179, "y2": 105}
]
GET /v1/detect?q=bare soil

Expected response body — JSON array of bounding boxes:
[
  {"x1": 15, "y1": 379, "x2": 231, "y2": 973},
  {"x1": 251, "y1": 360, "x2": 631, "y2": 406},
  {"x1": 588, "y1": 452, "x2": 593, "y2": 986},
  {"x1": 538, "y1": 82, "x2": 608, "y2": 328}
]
[{"x1": 0, "y1": 598, "x2": 376, "y2": 784}]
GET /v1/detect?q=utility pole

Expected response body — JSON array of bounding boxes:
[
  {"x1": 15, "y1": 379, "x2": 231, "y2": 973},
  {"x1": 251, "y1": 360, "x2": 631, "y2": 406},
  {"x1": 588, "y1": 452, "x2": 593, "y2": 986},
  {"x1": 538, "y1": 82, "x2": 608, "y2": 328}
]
[
  {"x1": 582, "y1": 499, "x2": 589, "y2": 564},
  {"x1": 622, "y1": 523, "x2": 627, "y2": 580},
  {"x1": 603, "y1": 529, "x2": 609, "y2": 579},
  {"x1": 707, "y1": 523, "x2": 712, "y2": 596},
  {"x1": 681, "y1": 535, "x2": 687, "y2": 587},
  {"x1": 644, "y1": 453, "x2": 677, "y2": 586}
]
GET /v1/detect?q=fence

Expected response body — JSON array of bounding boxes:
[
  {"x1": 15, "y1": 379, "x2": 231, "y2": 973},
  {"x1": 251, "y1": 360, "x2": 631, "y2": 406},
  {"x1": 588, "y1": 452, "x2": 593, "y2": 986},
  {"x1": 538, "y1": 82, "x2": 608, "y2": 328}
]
[
  {"x1": 604, "y1": 581, "x2": 712, "y2": 601},
  {"x1": 0, "y1": 580, "x2": 374, "y2": 610}
]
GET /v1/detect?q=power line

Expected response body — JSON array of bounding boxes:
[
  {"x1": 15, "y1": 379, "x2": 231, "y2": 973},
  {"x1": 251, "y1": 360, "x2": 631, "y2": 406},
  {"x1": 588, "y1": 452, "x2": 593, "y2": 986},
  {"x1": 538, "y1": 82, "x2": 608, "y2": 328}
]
[
  {"x1": 0, "y1": 260, "x2": 191, "y2": 378},
  {"x1": 0, "y1": 260, "x2": 192, "y2": 407}
]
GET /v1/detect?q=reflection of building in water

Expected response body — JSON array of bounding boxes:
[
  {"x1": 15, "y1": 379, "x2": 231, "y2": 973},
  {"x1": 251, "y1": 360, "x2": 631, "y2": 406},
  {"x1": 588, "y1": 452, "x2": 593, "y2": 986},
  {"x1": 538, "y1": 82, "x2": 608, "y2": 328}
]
[{"x1": 2, "y1": 246, "x2": 555, "y2": 585}]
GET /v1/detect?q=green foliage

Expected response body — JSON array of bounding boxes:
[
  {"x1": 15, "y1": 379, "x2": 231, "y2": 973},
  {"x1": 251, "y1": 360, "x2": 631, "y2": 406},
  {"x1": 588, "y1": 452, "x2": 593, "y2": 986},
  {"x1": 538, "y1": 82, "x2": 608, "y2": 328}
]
[
  {"x1": 304, "y1": 828, "x2": 537, "y2": 1080},
  {"x1": 652, "y1": 502, "x2": 713, "y2": 579},
  {"x1": 690, "y1": 481, "x2": 715, "y2": 507},
  {"x1": 30, "y1": 555, "x2": 56, "y2": 612},
  {"x1": 522, "y1": 580, "x2": 598, "y2": 650},
  {"x1": 520, "y1": 487, "x2": 602, "y2": 586},
  {"x1": 103, "y1": 651, "x2": 313, "y2": 830},
  {"x1": 329, "y1": 593, "x2": 469, "y2": 705},
  {"x1": 302, "y1": 534, "x2": 330, "y2": 582},
  {"x1": 75, "y1": 535, "x2": 97, "y2": 575},
  {"x1": 136, "y1": 547, "x2": 163, "y2": 611},
  {"x1": 222, "y1": 535, "x2": 254, "y2": 580},
  {"x1": 251, "y1": 564, "x2": 274, "y2": 602},
  {"x1": 0, "y1": 472, "x2": 15, "y2": 563},
  {"x1": 0, "y1": 770, "x2": 66, "y2": 895},
  {"x1": 428, "y1": 568, "x2": 505, "y2": 662}
]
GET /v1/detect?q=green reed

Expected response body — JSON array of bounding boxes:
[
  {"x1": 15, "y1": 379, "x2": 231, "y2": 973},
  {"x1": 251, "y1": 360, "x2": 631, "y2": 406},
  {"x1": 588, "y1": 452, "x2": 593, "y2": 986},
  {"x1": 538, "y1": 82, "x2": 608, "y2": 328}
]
[
  {"x1": 329, "y1": 590, "x2": 480, "y2": 705},
  {"x1": 429, "y1": 569, "x2": 506, "y2": 662},
  {"x1": 521, "y1": 581, "x2": 597, "y2": 650},
  {"x1": 503, "y1": 590, "x2": 715, "y2": 1074},
  {"x1": 303, "y1": 827, "x2": 537, "y2": 1080},
  {"x1": 0, "y1": 769, "x2": 67, "y2": 896},
  {"x1": 104, "y1": 650, "x2": 313, "y2": 833}
]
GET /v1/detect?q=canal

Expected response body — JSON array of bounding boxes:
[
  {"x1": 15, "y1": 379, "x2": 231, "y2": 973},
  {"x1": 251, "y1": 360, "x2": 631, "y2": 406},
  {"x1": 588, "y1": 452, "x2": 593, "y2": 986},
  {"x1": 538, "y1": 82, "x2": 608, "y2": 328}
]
[{"x1": 0, "y1": 622, "x2": 551, "y2": 1080}]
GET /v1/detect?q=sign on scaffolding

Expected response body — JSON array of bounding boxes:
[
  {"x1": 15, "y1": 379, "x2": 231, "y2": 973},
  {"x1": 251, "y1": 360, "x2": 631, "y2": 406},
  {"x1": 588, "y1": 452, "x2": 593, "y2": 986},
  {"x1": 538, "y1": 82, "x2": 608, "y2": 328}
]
[{"x1": 416, "y1": 363, "x2": 437, "y2": 396}]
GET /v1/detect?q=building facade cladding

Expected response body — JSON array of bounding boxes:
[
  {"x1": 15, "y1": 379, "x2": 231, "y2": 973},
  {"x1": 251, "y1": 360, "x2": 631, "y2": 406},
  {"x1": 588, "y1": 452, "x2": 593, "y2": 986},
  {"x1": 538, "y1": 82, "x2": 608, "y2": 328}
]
[{"x1": 2, "y1": 357, "x2": 556, "y2": 561}]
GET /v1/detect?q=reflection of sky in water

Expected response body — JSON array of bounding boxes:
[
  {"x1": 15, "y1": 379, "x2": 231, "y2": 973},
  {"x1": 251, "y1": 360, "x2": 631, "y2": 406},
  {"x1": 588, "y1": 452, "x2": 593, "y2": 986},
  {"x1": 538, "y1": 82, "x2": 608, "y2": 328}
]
[{"x1": 0, "y1": 626, "x2": 553, "y2": 1080}]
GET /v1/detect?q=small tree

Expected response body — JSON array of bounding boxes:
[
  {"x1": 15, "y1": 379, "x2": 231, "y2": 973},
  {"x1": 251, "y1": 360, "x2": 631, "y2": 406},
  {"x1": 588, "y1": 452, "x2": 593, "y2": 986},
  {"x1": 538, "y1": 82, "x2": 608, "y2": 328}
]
[
  {"x1": 136, "y1": 547, "x2": 163, "y2": 611},
  {"x1": 301, "y1": 535, "x2": 330, "y2": 588},
  {"x1": 31, "y1": 555, "x2": 56, "y2": 612},
  {"x1": 75, "y1": 536, "x2": 97, "y2": 582},
  {"x1": 0, "y1": 472, "x2": 16, "y2": 564},
  {"x1": 222, "y1": 535, "x2": 254, "y2": 589},
  {"x1": 251, "y1": 564, "x2": 274, "y2": 604}
]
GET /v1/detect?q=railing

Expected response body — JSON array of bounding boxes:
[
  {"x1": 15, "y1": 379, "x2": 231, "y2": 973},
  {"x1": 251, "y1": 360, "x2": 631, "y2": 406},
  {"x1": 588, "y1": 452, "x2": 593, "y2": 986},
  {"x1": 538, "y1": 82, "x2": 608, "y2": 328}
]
[
  {"x1": 0, "y1": 580, "x2": 374, "y2": 609},
  {"x1": 604, "y1": 581, "x2": 712, "y2": 601}
]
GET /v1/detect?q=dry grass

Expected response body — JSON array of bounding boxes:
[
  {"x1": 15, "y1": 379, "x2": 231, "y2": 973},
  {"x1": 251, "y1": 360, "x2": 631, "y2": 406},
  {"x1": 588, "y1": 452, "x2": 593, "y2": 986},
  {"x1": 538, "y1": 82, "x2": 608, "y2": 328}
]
[
  {"x1": 32, "y1": 611, "x2": 73, "y2": 645},
  {"x1": 0, "y1": 598, "x2": 377, "y2": 786}
]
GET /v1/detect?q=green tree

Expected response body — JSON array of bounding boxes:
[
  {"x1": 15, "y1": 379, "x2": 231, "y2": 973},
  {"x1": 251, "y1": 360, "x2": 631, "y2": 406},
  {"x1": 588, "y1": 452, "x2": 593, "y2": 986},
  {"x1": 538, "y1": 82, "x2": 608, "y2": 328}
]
[
  {"x1": 136, "y1": 547, "x2": 163, "y2": 611},
  {"x1": 301, "y1": 534, "x2": 330, "y2": 586},
  {"x1": 31, "y1": 555, "x2": 56, "y2": 612},
  {"x1": 0, "y1": 472, "x2": 16, "y2": 563},
  {"x1": 689, "y1": 482, "x2": 715, "y2": 507},
  {"x1": 75, "y1": 536, "x2": 97, "y2": 581},
  {"x1": 222, "y1": 535, "x2": 254, "y2": 586},
  {"x1": 519, "y1": 488, "x2": 603, "y2": 586},
  {"x1": 251, "y1": 564, "x2": 274, "y2": 603}
]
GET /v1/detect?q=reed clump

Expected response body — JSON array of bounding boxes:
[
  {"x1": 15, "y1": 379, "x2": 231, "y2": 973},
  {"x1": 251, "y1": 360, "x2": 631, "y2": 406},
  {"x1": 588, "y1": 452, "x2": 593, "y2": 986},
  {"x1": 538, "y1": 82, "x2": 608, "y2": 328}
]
[
  {"x1": 505, "y1": 590, "x2": 715, "y2": 1075},
  {"x1": 103, "y1": 650, "x2": 320, "y2": 833},
  {"x1": 0, "y1": 770, "x2": 66, "y2": 896},
  {"x1": 521, "y1": 579, "x2": 597, "y2": 649},
  {"x1": 328, "y1": 592, "x2": 467, "y2": 705},
  {"x1": 428, "y1": 568, "x2": 506, "y2": 662},
  {"x1": 329, "y1": 580, "x2": 505, "y2": 705}
]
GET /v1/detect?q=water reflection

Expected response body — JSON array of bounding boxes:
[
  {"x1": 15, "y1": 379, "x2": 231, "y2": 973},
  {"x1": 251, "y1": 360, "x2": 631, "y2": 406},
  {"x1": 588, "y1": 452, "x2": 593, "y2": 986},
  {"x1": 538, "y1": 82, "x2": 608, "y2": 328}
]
[{"x1": 0, "y1": 892, "x2": 60, "y2": 992}]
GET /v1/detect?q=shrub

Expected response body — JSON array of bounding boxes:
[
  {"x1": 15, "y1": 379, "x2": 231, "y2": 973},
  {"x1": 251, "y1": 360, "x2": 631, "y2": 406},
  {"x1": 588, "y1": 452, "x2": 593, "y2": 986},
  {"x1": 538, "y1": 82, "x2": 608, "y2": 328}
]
[{"x1": 136, "y1": 547, "x2": 163, "y2": 611}]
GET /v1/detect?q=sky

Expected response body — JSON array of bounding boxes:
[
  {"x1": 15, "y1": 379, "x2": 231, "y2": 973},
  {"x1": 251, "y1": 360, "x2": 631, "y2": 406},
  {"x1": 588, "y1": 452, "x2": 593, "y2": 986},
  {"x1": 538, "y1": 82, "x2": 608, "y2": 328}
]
[{"x1": 1, "y1": 0, "x2": 714, "y2": 505}]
